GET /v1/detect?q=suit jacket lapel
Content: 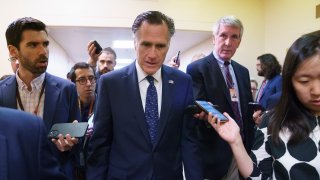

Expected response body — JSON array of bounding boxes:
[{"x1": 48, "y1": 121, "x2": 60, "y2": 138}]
[
  {"x1": 231, "y1": 61, "x2": 248, "y2": 117},
  {"x1": 43, "y1": 73, "x2": 60, "y2": 128},
  {"x1": 153, "y1": 66, "x2": 174, "y2": 149},
  {"x1": 0, "y1": 76, "x2": 17, "y2": 109},
  {"x1": 209, "y1": 56, "x2": 232, "y2": 106},
  {"x1": 125, "y1": 63, "x2": 151, "y2": 145},
  {"x1": 0, "y1": 135, "x2": 8, "y2": 180}
]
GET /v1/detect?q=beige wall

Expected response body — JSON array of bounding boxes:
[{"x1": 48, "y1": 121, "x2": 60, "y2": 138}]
[{"x1": 0, "y1": 0, "x2": 319, "y2": 81}]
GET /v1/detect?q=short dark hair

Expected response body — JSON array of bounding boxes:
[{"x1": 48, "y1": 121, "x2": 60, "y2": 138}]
[
  {"x1": 257, "y1": 53, "x2": 281, "y2": 79},
  {"x1": 5, "y1": 17, "x2": 47, "y2": 49},
  {"x1": 69, "y1": 62, "x2": 95, "y2": 83},
  {"x1": 102, "y1": 47, "x2": 117, "y2": 60},
  {"x1": 132, "y1": 11, "x2": 175, "y2": 38}
]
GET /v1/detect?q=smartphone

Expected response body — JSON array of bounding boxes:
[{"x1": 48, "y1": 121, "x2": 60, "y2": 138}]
[
  {"x1": 48, "y1": 122, "x2": 88, "y2": 139},
  {"x1": 184, "y1": 105, "x2": 201, "y2": 115},
  {"x1": 174, "y1": 51, "x2": 180, "y2": 64},
  {"x1": 248, "y1": 102, "x2": 265, "y2": 112},
  {"x1": 92, "y1": 40, "x2": 102, "y2": 54},
  {"x1": 195, "y1": 100, "x2": 228, "y2": 122}
]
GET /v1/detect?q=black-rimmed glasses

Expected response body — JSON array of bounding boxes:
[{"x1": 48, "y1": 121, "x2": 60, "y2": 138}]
[
  {"x1": 8, "y1": 57, "x2": 17, "y2": 62},
  {"x1": 76, "y1": 76, "x2": 96, "y2": 85}
]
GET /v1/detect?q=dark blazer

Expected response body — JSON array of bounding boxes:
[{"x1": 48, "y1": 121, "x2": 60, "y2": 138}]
[
  {"x1": 0, "y1": 73, "x2": 80, "y2": 178},
  {"x1": 0, "y1": 107, "x2": 69, "y2": 180},
  {"x1": 186, "y1": 53, "x2": 255, "y2": 179},
  {"x1": 257, "y1": 75, "x2": 282, "y2": 110},
  {"x1": 87, "y1": 62, "x2": 202, "y2": 180}
]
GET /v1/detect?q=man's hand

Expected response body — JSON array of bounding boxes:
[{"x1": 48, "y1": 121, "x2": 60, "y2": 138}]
[
  {"x1": 87, "y1": 40, "x2": 101, "y2": 67},
  {"x1": 51, "y1": 120, "x2": 79, "y2": 152},
  {"x1": 52, "y1": 134, "x2": 79, "y2": 152},
  {"x1": 252, "y1": 110, "x2": 262, "y2": 126}
]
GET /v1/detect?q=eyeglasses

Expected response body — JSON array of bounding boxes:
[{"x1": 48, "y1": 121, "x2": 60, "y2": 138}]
[
  {"x1": 75, "y1": 76, "x2": 96, "y2": 85},
  {"x1": 8, "y1": 57, "x2": 17, "y2": 62}
]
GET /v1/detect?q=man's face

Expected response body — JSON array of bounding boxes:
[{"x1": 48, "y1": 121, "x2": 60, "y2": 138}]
[
  {"x1": 213, "y1": 25, "x2": 241, "y2": 61},
  {"x1": 14, "y1": 30, "x2": 49, "y2": 76},
  {"x1": 134, "y1": 21, "x2": 170, "y2": 75},
  {"x1": 256, "y1": 60, "x2": 265, "y2": 76},
  {"x1": 75, "y1": 68, "x2": 96, "y2": 103},
  {"x1": 98, "y1": 52, "x2": 116, "y2": 75},
  {"x1": 250, "y1": 81, "x2": 258, "y2": 98}
]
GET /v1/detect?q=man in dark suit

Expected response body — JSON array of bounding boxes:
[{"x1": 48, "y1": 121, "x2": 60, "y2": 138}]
[
  {"x1": 0, "y1": 107, "x2": 69, "y2": 180},
  {"x1": 0, "y1": 17, "x2": 80, "y2": 179},
  {"x1": 187, "y1": 16, "x2": 255, "y2": 180},
  {"x1": 87, "y1": 11, "x2": 202, "y2": 180}
]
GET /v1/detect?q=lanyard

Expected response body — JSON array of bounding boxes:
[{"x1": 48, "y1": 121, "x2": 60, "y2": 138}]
[
  {"x1": 16, "y1": 80, "x2": 46, "y2": 115},
  {"x1": 78, "y1": 97, "x2": 95, "y2": 118}
]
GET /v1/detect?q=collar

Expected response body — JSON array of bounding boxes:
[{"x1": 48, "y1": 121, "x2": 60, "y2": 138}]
[
  {"x1": 16, "y1": 72, "x2": 46, "y2": 91},
  {"x1": 212, "y1": 51, "x2": 232, "y2": 67}
]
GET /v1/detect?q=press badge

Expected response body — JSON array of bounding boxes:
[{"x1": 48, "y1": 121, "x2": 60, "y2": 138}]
[{"x1": 229, "y1": 88, "x2": 239, "y2": 102}]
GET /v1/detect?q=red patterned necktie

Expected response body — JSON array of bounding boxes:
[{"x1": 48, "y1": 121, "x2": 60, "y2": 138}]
[{"x1": 256, "y1": 79, "x2": 267, "y2": 102}]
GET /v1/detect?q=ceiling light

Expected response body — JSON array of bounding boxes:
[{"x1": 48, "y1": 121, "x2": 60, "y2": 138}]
[
  {"x1": 112, "y1": 40, "x2": 134, "y2": 49},
  {"x1": 116, "y1": 58, "x2": 134, "y2": 64}
]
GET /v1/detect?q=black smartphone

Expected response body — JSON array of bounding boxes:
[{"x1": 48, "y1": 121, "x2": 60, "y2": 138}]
[
  {"x1": 184, "y1": 105, "x2": 201, "y2": 115},
  {"x1": 174, "y1": 51, "x2": 180, "y2": 64},
  {"x1": 248, "y1": 102, "x2": 265, "y2": 112},
  {"x1": 48, "y1": 122, "x2": 88, "y2": 139},
  {"x1": 93, "y1": 40, "x2": 102, "y2": 54},
  {"x1": 195, "y1": 100, "x2": 228, "y2": 122}
]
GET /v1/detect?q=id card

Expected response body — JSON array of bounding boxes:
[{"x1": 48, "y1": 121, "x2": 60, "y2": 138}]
[{"x1": 229, "y1": 88, "x2": 239, "y2": 102}]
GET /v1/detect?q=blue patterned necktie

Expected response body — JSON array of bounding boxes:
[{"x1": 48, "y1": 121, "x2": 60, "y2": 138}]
[
  {"x1": 224, "y1": 61, "x2": 243, "y2": 135},
  {"x1": 145, "y1": 76, "x2": 159, "y2": 146}
]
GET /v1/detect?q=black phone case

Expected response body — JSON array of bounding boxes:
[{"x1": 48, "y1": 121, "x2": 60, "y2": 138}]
[
  {"x1": 93, "y1": 40, "x2": 102, "y2": 54},
  {"x1": 48, "y1": 122, "x2": 88, "y2": 139},
  {"x1": 248, "y1": 102, "x2": 265, "y2": 112}
]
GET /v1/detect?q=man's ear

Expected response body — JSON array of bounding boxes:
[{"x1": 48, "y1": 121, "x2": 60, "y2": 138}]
[
  {"x1": 212, "y1": 35, "x2": 215, "y2": 45},
  {"x1": 8, "y1": 45, "x2": 19, "y2": 59}
]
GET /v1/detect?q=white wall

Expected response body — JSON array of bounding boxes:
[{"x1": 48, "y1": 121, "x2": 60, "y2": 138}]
[
  {"x1": 47, "y1": 37, "x2": 76, "y2": 78},
  {"x1": 0, "y1": 0, "x2": 264, "y2": 78},
  {"x1": 1, "y1": 0, "x2": 319, "y2": 84}
]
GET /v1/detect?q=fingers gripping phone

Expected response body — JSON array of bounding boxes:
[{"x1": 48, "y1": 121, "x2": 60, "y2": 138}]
[
  {"x1": 195, "y1": 100, "x2": 228, "y2": 122},
  {"x1": 174, "y1": 51, "x2": 180, "y2": 64},
  {"x1": 48, "y1": 122, "x2": 88, "y2": 139},
  {"x1": 93, "y1": 40, "x2": 102, "y2": 54}
]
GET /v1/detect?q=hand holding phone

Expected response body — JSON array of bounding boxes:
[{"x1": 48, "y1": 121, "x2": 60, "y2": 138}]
[
  {"x1": 173, "y1": 51, "x2": 180, "y2": 64},
  {"x1": 92, "y1": 40, "x2": 102, "y2": 54},
  {"x1": 195, "y1": 100, "x2": 228, "y2": 122},
  {"x1": 48, "y1": 122, "x2": 88, "y2": 139}
]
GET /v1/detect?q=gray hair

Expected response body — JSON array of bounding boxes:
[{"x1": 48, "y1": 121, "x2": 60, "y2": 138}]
[{"x1": 212, "y1": 15, "x2": 244, "y2": 39}]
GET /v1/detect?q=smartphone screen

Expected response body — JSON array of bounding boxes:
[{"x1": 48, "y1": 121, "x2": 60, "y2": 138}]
[{"x1": 195, "y1": 100, "x2": 228, "y2": 121}]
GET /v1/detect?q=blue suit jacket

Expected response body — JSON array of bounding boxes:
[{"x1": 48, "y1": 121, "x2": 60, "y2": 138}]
[
  {"x1": 257, "y1": 75, "x2": 282, "y2": 110},
  {"x1": 187, "y1": 53, "x2": 255, "y2": 179},
  {"x1": 0, "y1": 107, "x2": 69, "y2": 180},
  {"x1": 0, "y1": 73, "x2": 80, "y2": 177},
  {"x1": 87, "y1": 62, "x2": 202, "y2": 180}
]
